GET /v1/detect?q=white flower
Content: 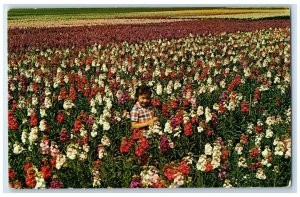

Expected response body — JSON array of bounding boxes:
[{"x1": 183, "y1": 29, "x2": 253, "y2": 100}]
[
  {"x1": 63, "y1": 99, "x2": 75, "y2": 110},
  {"x1": 205, "y1": 107, "x2": 212, "y2": 123},
  {"x1": 265, "y1": 128, "x2": 273, "y2": 138},
  {"x1": 220, "y1": 80, "x2": 226, "y2": 89},
  {"x1": 80, "y1": 127, "x2": 87, "y2": 137},
  {"x1": 285, "y1": 138, "x2": 291, "y2": 158},
  {"x1": 44, "y1": 97, "x2": 52, "y2": 109},
  {"x1": 92, "y1": 122, "x2": 98, "y2": 131},
  {"x1": 173, "y1": 174, "x2": 184, "y2": 187},
  {"x1": 101, "y1": 135, "x2": 111, "y2": 146},
  {"x1": 247, "y1": 123, "x2": 254, "y2": 134},
  {"x1": 274, "y1": 76, "x2": 280, "y2": 84},
  {"x1": 32, "y1": 95, "x2": 38, "y2": 106},
  {"x1": 66, "y1": 144, "x2": 78, "y2": 160},
  {"x1": 156, "y1": 83, "x2": 162, "y2": 95},
  {"x1": 91, "y1": 130, "x2": 98, "y2": 138},
  {"x1": 21, "y1": 129, "x2": 28, "y2": 144},
  {"x1": 262, "y1": 146, "x2": 271, "y2": 158},
  {"x1": 92, "y1": 170, "x2": 101, "y2": 187},
  {"x1": 238, "y1": 157, "x2": 247, "y2": 168},
  {"x1": 103, "y1": 121, "x2": 110, "y2": 131},
  {"x1": 174, "y1": 80, "x2": 182, "y2": 90},
  {"x1": 29, "y1": 126, "x2": 39, "y2": 145},
  {"x1": 35, "y1": 172, "x2": 46, "y2": 189},
  {"x1": 274, "y1": 140, "x2": 285, "y2": 156},
  {"x1": 204, "y1": 143, "x2": 213, "y2": 155},
  {"x1": 83, "y1": 144, "x2": 90, "y2": 152},
  {"x1": 223, "y1": 179, "x2": 233, "y2": 188},
  {"x1": 197, "y1": 106, "x2": 204, "y2": 116},
  {"x1": 40, "y1": 108, "x2": 47, "y2": 117},
  {"x1": 196, "y1": 154, "x2": 207, "y2": 171},
  {"x1": 256, "y1": 168, "x2": 267, "y2": 180},
  {"x1": 164, "y1": 121, "x2": 172, "y2": 134},
  {"x1": 235, "y1": 143, "x2": 243, "y2": 155},
  {"x1": 244, "y1": 67, "x2": 251, "y2": 77},
  {"x1": 265, "y1": 116, "x2": 275, "y2": 126},
  {"x1": 79, "y1": 152, "x2": 88, "y2": 161},
  {"x1": 106, "y1": 100, "x2": 112, "y2": 110},
  {"x1": 13, "y1": 143, "x2": 24, "y2": 154},
  {"x1": 39, "y1": 120, "x2": 47, "y2": 131},
  {"x1": 91, "y1": 107, "x2": 97, "y2": 114},
  {"x1": 56, "y1": 154, "x2": 67, "y2": 170},
  {"x1": 197, "y1": 125, "x2": 204, "y2": 133}
]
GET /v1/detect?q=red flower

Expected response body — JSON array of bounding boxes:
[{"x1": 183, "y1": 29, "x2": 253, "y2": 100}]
[
  {"x1": 178, "y1": 161, "x2": 190, "y2": 176},
  {"x1": 134, "y1": 147, "x2": 145, "y2": 157},
  {"x1": 30, "y1": 113, "x2": 38, "y2": 127},
  {"x1": 40, "y1": 165, "x2": 51, "y2": 179},
  {"x1": 9, "y1": 168, "x2": 15, "y2": 179},
  {"x1": 56, "y1": 112, "x2": 64, "y2": 124},
  {"x1": 219, "y1": 102, "x2": 226, "y2": 114},
  {"x1": 162, "y1": 165, "x2": 176, "y2": 180},
  {"x1": 254, "y1": 88, "x2": 261, "y2": 100},
  {"x1": 255, "y1": 126, "x2": 263, "y2": 134},
  {"x1": 184, "y1": 121, "x2": 193, "y2": 136},
  {"x1": 132, "y1": 129, "x2": 143, "y2": 140},
  {"x1": 221, "y1": 149, "x2": 229, "y2": 163},
  {"x1": 249, "y1": 148, "x2": 260, "y2": 158},
  {"x1": 134, "y1": 137, "x2": 149, "y2": 157},
  {"x1": 207, "y1": 129, "x2": 213, "y2": 137},
  {"x1": 151, "y1": 99, "x2": 161, "y2": 107},
  {"x1": 152, "y1": 180, "x2": 165, "y2": 188},
  {"x1": 8, "y1": 111, "x2": 18, "y2": 130},
  {"x1": 25, "y1": 169, "x2": 36, "y2": 188},
  {"x1": 240, "y1": 134, "x2": 249, "y2": 145},
  {"x1": 59, "y1": 88, "x2": 67, "y2": 100},
  {"x1": 13, "y1": 181, "x2": 22, "y2": 189},
  {"x1": 24, "y1": 162, "x2": 33, "y2": 172},
  {"x1": 69, "y1": 86, "x2": 77, "y2": 101},
  {"x1": 162, "y1": 103, "x2": 170, "y2": 117},
  {"x1": 74, "y1": 119, "x2": 82, "y2": 132},
  {"x1": 241, "y1": 100, "x2": 249, "y2": 112},
  {"x1": 139, "y1": 137, "x2": 149, "y2": 149},
  {"x1": 50, "y1": 157, "x2": 57, "y2": 170},
  {"x1": 191, "y1": 117, "x2": 198, "y2": 124},
  {"x1": 183, "y1": 99, "x2": 190, "y2": 107},
  {"x1": 205, "y1": 160, "x2": 213, "y2": 172},
  {"x1": 169, "y1": 100, "x2": 178, "y2": 109},
  {"x1": 120, "y1": 137, "x2": 134, "y2": 154}
]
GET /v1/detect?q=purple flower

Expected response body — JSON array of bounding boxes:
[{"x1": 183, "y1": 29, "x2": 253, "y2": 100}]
[
  {"x1": 117, "y1": 91, "x2": 129, "y2": 104},
  {"x1": 219, "y1": 91, "x2": 229, "y2": 102},
  {"x1": 211, "y1": 113, "x2": 218, "y2": 127},
  {"x1": 218, "y1": 170, "x2": 227, "y2": 181},
  {"x1": 130, "y1": 180, "x2": 142, "y2": 188},
  {"x1": 50, "y1": 181, "x2": 63, "y2": 189},
  {"x1": 160, "y1": 134, "x2": 171, "y2": 152}
]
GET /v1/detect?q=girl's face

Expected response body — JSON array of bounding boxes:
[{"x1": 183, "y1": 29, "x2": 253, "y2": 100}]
[{"x1": 138, "y1": 94, "x2": 151, "y2": 107}]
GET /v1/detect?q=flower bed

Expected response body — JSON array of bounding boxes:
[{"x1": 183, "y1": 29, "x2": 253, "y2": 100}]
[{"x1": 8, "y1": 19, "x2": 291, "y2": 188}]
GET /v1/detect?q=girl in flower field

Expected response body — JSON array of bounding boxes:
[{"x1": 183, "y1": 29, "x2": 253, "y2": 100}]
[{"x1": 130, "y1": 84, "x2": 158, "y2": 133}]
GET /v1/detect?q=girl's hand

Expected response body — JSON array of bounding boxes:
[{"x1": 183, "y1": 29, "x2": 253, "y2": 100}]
[{"x1": 148, "y1": 117, "x2": 158, "y2": 126}]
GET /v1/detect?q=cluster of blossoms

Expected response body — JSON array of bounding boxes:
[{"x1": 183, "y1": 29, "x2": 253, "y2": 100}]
[
  {"x1": 196, "y1": 138, "x2": 229, "y2": 173},
  {"x1": 162, "y1": 160, "x2": 190, "y2": 188}
]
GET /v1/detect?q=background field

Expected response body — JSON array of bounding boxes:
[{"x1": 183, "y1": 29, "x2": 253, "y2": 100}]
[{"x1": 7, "y1": 7, "x2": 290, "y2": 28}]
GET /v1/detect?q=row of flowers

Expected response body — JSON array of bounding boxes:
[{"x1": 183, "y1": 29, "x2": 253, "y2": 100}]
[
  {"x1": 8, "y1": 24, "x2": 291, "y2": 188},
  {"x1": 8, "y1": 19, "x2": 290, "y2": 53}
]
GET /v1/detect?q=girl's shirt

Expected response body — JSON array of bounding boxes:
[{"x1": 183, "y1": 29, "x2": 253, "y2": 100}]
[{"x1": 130, "y1": 101, "x2": 154, "y2": 130}]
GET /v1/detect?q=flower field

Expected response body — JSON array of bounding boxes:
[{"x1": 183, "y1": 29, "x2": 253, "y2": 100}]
[{"x1": 8, "y1": 10, "x2": 291, "y2": 189}]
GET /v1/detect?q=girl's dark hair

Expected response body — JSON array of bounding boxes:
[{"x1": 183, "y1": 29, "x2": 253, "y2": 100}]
[{"x1": 135, "y1": 85, "x2": 152, "y2": 98}]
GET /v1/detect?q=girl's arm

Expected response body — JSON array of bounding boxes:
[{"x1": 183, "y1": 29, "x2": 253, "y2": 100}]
[{"x1": 131, "y1": 117, "x2": 158, "y2": 129}]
